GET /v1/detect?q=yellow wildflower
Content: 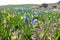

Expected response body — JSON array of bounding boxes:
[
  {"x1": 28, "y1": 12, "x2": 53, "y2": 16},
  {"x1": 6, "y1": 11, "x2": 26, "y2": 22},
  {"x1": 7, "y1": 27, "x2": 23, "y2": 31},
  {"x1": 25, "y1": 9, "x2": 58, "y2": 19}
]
[
  {"x1": 7, "y1": 16, "x2": 10, "y2": 20},
  {"x1": 48, "y1": 37, "x2": 52, "y2": 40},
  {"x1": 4, "y1": 18, "x2": 6, "y2": 23},
  {"x1": 6, "y1": 14, "x2": 11, "y2": 20},
  {"x1": 8, "y1": 14, "x2": 11, "y2": 17},
  {"x1": 38, "y1": 21, "x2": 41, "y2": 24},
  {"x1": 11, "y1": 14, "x2": 15, "y2": 18},
  {"x1": 21, "y1": 16, "x2": 23, "y2": 19},
  {"x1": 11, "y1": 35, "x2": 17, "y2": 40},
  {"x1": 4, "y1": 19, "x2": 6, "y2": 23},
  {"x1": 33, "y1": 25, "x2": 36, "y2": 28},
  {"x1": 41, "y1": 33, "x2": 44, "y2": 37},
  {"x1": 7, "y1": 16, "x2": 10, "y2": 19}
]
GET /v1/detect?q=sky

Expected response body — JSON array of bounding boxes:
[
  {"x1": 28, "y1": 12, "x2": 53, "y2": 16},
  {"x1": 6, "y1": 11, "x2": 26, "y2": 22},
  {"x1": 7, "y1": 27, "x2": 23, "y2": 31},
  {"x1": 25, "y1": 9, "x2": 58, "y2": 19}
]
[{"x1": 0, "y1": 0, "x2": 60, "y2": 6}]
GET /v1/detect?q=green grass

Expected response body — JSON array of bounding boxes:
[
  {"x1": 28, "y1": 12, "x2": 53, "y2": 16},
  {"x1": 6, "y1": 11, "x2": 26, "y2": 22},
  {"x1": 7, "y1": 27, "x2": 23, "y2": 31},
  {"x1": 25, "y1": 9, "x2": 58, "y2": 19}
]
[{"x1": 0, "y1": 6, "x2": 60, "y2": 40}]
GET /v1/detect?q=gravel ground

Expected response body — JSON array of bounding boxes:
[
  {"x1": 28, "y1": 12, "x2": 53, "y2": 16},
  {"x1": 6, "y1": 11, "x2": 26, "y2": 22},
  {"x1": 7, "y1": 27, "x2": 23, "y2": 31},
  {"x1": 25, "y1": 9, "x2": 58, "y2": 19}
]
[{"x1": 31, "y1": 21, "x2": 60, "y2": 40}]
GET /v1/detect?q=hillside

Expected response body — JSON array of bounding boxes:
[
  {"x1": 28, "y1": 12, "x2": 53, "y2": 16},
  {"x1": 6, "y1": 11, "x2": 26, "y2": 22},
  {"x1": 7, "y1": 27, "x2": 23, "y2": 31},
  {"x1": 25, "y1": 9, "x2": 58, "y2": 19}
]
[{"x1": 0, "y1": 4, "x2": 39, "y2": 10}]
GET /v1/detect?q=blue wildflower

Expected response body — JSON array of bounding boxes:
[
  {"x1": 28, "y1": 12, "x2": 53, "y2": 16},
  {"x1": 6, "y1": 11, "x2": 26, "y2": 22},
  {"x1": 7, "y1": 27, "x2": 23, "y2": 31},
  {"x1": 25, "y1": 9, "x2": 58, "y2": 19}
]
[
  {"x1": 13, "y1": 10, "x2": 16, "y2": 12},
  {"x1": 41, "y1": 10, "x2": 45, "y2": 14},
  {"x1": 33, "y1": 19, "x2": 38, "y2": 26},
  {"x1": 18, "y1": 12, "x2": 20, "y2": 14},
  {"x1": 20, "y1": 7, "x2": 25, "y2": 10},
  {"x1": 23, "y1": 14, "x2": 28, "y2": 24},
  {"x1": 34, "y1": 11, "x2": 39, "y2": 14},
  {"x1": 24, "y1": 17, "x2": 28, "y2": 24}
]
